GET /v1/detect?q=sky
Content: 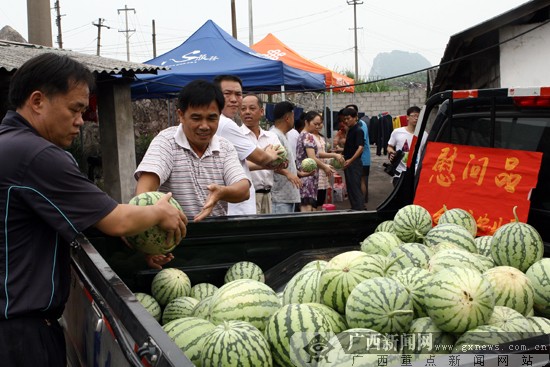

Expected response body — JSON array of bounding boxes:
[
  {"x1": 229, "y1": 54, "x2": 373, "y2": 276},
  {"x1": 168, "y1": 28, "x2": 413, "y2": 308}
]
[{"x1": 1, "y1": 0, "x2": 529, "y2": 79}]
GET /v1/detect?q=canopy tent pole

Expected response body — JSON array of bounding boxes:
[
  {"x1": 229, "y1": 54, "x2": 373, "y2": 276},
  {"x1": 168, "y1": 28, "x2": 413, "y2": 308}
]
[
  {"x1": 330, "y1": 88, "x2": 334, "y2": 143},
  {"x1": 281, "y1": 85, "x2": 286, "y2": 101},
  {"x1": 322, "y1": 91, "x2": 328, "y2": 138}
]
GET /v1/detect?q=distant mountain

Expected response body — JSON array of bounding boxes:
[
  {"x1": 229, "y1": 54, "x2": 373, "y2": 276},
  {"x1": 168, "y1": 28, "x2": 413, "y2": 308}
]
[{"x1": 369, "y1": 50, "x2": 431, "y2": 79}]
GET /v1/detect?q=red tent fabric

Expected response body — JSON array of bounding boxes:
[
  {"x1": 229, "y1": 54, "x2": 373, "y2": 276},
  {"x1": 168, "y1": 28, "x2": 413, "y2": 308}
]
[{"x1": 252, "y1": 33, "x2": 354, "y2": 92}]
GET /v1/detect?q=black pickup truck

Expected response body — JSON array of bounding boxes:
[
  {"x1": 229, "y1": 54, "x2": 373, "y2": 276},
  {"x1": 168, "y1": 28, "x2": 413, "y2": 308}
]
[{"x1": 62, "y1": 86, "x2": 550, "y2": 367}]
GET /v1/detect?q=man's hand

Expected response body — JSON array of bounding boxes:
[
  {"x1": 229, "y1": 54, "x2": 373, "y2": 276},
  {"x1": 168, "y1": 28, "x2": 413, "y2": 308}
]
[
  {"x1": 286, "y1": 173, "x2": 302, "y2": 189},
  {"x1": 155, "y1": 192, "x2": 188, "y2": 246},
  {"x1": 194, "y1": 184, "x2": 224, "y2": 222},
  {"x1": 145, "y1": 253, "x2": 175, "y2": 270}
]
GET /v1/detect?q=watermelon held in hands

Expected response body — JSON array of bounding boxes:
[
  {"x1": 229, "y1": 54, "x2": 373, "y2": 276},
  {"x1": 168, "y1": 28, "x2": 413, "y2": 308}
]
[
  {"x1": 272, "y1": 144, "x2": 288, "y2": 166},
  {"x1": 301, "y1": 158, "x2": 317, "y2": 172},
  {"x1": 126, "y1": 191, "x2": 184, "y2": 255},
  {"x1": 330, "y1": 157, "x2": 344, "y2": 169}
]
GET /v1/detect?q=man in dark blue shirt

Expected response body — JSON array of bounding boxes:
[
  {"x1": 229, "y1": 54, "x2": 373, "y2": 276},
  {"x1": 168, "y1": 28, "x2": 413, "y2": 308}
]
[
  {"x1": 0, "y1": 53, "x2": 187, "y2": 367},
  {"x1": 342, "y1": 107, "x2": 365, "y2": 210}
]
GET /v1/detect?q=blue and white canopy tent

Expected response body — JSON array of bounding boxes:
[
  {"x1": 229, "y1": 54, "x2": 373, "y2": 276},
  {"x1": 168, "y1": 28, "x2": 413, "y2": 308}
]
[{"x1": 131, "y1": 20, "x2": 325, "y2": 99}]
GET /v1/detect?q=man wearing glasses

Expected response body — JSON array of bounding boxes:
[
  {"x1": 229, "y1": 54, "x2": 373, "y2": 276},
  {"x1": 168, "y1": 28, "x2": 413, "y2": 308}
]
[{"x1": 387, "y1": 106, "x2": 421, "y2": 186}]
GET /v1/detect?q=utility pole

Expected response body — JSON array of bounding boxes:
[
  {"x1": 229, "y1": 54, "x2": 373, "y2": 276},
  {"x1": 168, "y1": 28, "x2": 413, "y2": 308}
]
[
  {"x1": 231, "y1": 0, "x2": 237, "y2": 38},
  {"x1": 347, "y1": 0, "x2": 363, "y2": 80},
  {"x1": 118, "y1": 5, "x2": 136, "y2": 61},
  {"x1": 54, "y1": 0, "x2": 64, "y2": 48},
  {"x1": 248, "y1": 0, "x2": 253, "y2": 46},
  {"x1": 93, "y1": 18, "x2": 111, "y2": 56},
  {"x1": 152, "y1": 19, "x2": 157, "y2": 58}
]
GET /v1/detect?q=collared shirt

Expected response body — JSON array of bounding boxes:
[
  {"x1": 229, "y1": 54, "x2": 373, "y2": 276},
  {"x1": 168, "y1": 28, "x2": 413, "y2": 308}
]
[
  {"x1": 216, "y1": 114, "x2": 257, "y2": 215},
  {"x1": 240, "y1": 124, "x2": 280, "y2": 191},
  {"x1": 135, "y1": 125, "x2": 248, "y2": 218},
  {"x1": 270, "y1": 126, "x2": 300, "y2": 203}
]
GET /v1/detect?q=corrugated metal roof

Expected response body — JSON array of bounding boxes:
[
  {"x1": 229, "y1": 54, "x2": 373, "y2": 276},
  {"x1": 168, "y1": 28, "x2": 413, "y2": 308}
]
[{"x1": 0, "y1": 40, "x2": 165, "y2": 75}]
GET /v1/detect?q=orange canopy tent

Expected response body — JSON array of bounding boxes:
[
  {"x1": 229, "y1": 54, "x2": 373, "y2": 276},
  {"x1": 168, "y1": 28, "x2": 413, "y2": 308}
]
[{"x1": 252, "y1": 33, "x2": 354, "y2": 93}]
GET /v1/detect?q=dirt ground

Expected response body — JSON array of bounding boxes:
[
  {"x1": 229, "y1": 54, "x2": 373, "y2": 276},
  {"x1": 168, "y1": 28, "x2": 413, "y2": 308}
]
[{"x1": 329, "y1": 145, "x2": 395, "y2": 211}]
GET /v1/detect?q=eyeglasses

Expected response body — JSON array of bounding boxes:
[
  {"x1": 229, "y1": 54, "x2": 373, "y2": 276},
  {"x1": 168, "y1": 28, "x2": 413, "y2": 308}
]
[{"x1": 408, "y1": 114, "x2": 419, "y2": 119}]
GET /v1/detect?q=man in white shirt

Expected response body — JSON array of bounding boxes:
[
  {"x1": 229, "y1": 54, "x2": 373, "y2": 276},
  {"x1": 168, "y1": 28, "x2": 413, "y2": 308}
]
[
  {"x1": 213, "y1": 75, "x2": 280, "y2": 215},
  {"x1": 240, "y1": 94, "x2": 281, "y2": 214}
]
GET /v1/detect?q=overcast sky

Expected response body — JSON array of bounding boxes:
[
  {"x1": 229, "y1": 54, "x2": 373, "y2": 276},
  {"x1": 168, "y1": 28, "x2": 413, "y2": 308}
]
[{"x1": 1, "y1": 0, "x2": 529, "y2": 79}]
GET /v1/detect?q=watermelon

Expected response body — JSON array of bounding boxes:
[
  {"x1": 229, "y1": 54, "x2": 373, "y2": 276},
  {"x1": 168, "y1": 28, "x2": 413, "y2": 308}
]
[
  {"x1": 452, "y1": 325, "x2": 512, "y2": 354},
  {"x1": 428, "y1": 249, "x2": 489, "y2": 274},
  {"x1": 190, "y1": 283, "x2": 218, "y2": 301},
  {"x1": 281, "y1": 265, "x2": 322, "y2": 305},
  {"x1": 134, "y1": 292, "x2": 161, "y2": 322},
  {"x1": 162, "y1": 296, "x2": 199, "y2": 325},
  {"x1": 385, "y1": 243, "x2": 433, "y2": 275},
  {"x1": 527, "y1": 316, "x2": 550, "y2": 336},
  {"x1": 424, "y1": 267, "x2": 495, "y2": 333},
  {"x1": 360, "y1": 231, "x2": 402, "y2": 256},
  {"x1": 301, "y1": 259, "x2": 328, "y2": 271},
  {"x1": 431, "y1": 241, "x2": 465, "y2": 253},
  {"x1": 483, "y1": 266, "x2": 534, "y2": 316},
  {"x1": 525, "y1": 258, "x2": 550, "y2": 317},
  {"x1": 301, "y1": 158, "x2": 317, "y2": 172},
  {"x1": 375, "y1": 220, "x2": 395, "y2": 233},
  {"x1": 272, "y1": 144, "x2": 288, "y2": 166},
  {"x1": 264, "y1": 303, "x2": 333, "y2": 367},
  {"x1": 490, "y1": 206, "x2": 543, "y2": 272},
  {"x1": 151, "y1": 268, "x2": 191, "y2": 306},
  {"x1": 162, "y1": 316, "x2": 216, "y2": 366},
  {"x1": 437, "y1": 207, "x2": 478, "y2": 237},
  {"x1": 423, "y1": 223, "x2": 477, "y2": 253},
  {"x1": 346, "y1": 277, "x2": 414, "y2": 334},
  {"x1": 391, "y1": 267, "x2": 432, "y2": 318},
  {"x1": 224, "y1": 261, "x2": 265, "y2": 283},
  {"x1": 319, "y1": 251, "x2": 385, "y2": 313},
  {"x1": 201, "y1": 320, "x2": 272, "y2": 367},
  {"x1": 126, "y1": 191, "x2": 184, "y2": 254},
  {"x1": 305, "y1": 302, "x2": 348, "y2": 334},
  {"x1": 474, "y1": 235, "x2": 493, "y2": 257},
  {"x1": 486, "y1": 305, "x2": 533, "y2": 340},
  {"x1": 404, "y1": 317, "x2": 456, "y2": 354},
  {"x1": 209, "y1": 279, "x2": 279, "y2": 331},
  {"x1": 192, "y1": 296, "x2": 212, "y2": 319},
  {"x1": 393, "y1": 204, "x2": 433, "y2": 243},
  {"x1": 330, "y1": 157, "x2": 343, "y2": 169}
]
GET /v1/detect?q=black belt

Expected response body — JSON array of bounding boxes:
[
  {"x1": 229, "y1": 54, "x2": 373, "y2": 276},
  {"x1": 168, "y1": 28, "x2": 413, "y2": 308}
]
[{"x1": 255, "y1": 188, "x2": 271, "y2": 193}]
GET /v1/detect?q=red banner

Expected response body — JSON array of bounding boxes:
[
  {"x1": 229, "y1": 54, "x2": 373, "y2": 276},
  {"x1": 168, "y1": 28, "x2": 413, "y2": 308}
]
[{"x1": 414, "y1": 142, "x2": 543, "y2": 236}]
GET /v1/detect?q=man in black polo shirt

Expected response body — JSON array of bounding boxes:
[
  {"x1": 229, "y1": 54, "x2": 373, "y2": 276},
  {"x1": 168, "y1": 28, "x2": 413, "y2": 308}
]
[
  {"x1": 0, "y1": 53, "x2": 187, "y2": 367},
  {"x1": 342, "y1": 107, "x2": 365, "y2": 210}
]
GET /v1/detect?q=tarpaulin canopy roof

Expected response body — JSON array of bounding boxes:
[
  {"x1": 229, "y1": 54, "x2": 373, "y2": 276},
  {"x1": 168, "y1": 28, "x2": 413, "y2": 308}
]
[
  {"x1": 252, "y1": 33, "x2": 355, "y2": 93},
  {"x1": 131, "y1": 20, "x2": 325, "y2": 99}
]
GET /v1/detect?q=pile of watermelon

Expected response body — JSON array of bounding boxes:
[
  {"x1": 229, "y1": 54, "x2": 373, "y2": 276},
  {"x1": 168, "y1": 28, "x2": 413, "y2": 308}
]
[{"x1": 135, "y1": 205, "x2": 550, "y2": 366}]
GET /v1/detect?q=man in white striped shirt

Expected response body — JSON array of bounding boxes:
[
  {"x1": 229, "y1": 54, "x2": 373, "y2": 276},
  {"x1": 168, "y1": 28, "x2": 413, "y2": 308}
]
[{"x1": 134, "y1": 80, "x2": 250, "y2": 222}]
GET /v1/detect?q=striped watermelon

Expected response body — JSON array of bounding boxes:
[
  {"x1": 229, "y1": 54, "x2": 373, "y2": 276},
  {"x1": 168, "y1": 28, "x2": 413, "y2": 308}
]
[
  {"x1": 192, "y1": 296, "x2": 212, "y2": 319},
  {"x1": 483, "y1": 266, "x2": 534, "y2": 316},
  {"x1": 151, "y1": 268, "x2": 191, "y2": 306},
  {"x1": 385, "y1": 243, "x2": 434, "y2": 275},
  {"x1": 162, "y1": 296, "x2": 199, "y2": 325},
  {"x1": 281, "y1": 266, "x2": 322, "y2": 305},
  {"x1": 391, "y1": 267, "x2": 432, "y2": 318},
  {"x1": 360, "y1": 231, "x2": 402, "y2": 256},
  {"x1": 134, "y1": 292, "x2": 161, "y2": 322},
  {"x1": 201, "y1": 320, "x2": 272, "y2": 367},
  {"x1": 428, "y1": 249, "x2": 489, "y2": 274},
  {"x1": 486, "y1": 305, "x2": 533, "y2": 340},
  {"x1": 162, "y1": 316, "x2": 216, "y2": 366},
  {"x1": 209, "y1": 279, "x2": 279, "y2": 331},
  {"x1": 424, "y1": 267, "x2": 495, "y2": 333},
  {"x1": 404, "y1": 317, "x2": 456, "y2": 354},
  {"x1": 424, "y1": 223, "x2": 477, "y2": 253},
  {"x1": 474, "y1": 253, "x2": 495, "y2": 271},
  {"x1": 190, "y1": 283, "x2": 218, "y2": 301},
  {"x1": 301, "y1": 259, "x2": 328, "y2": 271},
  {"x1": 452, "y1": 325, "x2": 512, "y2": 354},
  {"x1": 527, "y1": 316, "x2": 550, "y2": 336},
  {"x1": 474, "y1": 235, "x2": 493, "y2": 257},
  {"x1": 526, "y1": 308, "x2": 535, "y2": 317},
  {"x1": 224, "y1": 261, "x2": 265, "y2": 283},
  {"x1": 490, "y1": 206, "x2": 543, "y2": 272},
  {"x1": 431, "y1": 241, "x2": 465, "y2": 253},
  {"x1": 319, "y1": 251, "x2": 385, "y2": 313},
  {"x1": 375, "y1": 220, "x2": 395, "y2": 233},
  {"x1": 305, "y1": 302, "x2": 348, "y2": 334},
  {"x1": 264, "y1": 303, "x2": 333, "y2": 367},
  {"x1": 525, "y1": 258, "x2": 550, "y2": 317},
  {"x1": 126, "y1": 191, "x2": 184, "y2": 254},
  {"x1": 345, "y1": 277, "x2": 414, "y2": 333},
  {"x1": 437, "y1": 207, "x2": 478, "y2": 237},
  {"x1": 393, "y1": 204, "x2": 433, "y2": 243}
]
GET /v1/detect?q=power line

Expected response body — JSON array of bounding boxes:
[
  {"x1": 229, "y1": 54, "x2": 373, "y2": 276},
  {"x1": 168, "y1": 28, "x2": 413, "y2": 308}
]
[{"x1": 117, "y1": 5, "x2": 136, "y2": 61}]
